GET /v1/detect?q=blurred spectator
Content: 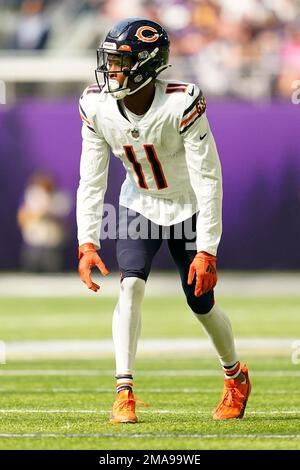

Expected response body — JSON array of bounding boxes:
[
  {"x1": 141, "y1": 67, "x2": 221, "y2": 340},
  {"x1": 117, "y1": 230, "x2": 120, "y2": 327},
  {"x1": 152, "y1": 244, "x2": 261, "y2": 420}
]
[
  {"x1": 104, "y1": 0, "x2": 144, "y2": 21},
  {"x1": 158, "y1": 1, "x2": 192, "y2": 33},
  {"x1": 192, "y1": 0, "x2": 220, "y2": 38},
  {"x1": 277, "y1": 20, "x2": 300, "y2": 98},
  {"x1": 17, "y1": 171, "x2": 72, "y2": 272},
  {"x1": 0, "y1": 0, "x2": 300, "y2": 99},
  {"x1": 14, "y1": 0, "x2": 50, "y2": 50}
]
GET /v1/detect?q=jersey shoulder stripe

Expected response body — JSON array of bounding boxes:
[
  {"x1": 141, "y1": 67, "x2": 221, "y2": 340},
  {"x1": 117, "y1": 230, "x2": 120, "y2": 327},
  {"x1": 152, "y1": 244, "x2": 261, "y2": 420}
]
[
  {"x1": 183, "y1": 91, "x2": 202, "y2": 116},
  {"x1": 79, "y1": 103, "x2": 88, "y2": 120},
  {"x1": 165, "y1": 82, "x2": 189, "y2": 94},
  {"x1": 86, "y1": 83, "x2": 103, "y2": 95},
  {"x1": 180, "y1": 92, "x2": 206, "y2": 134},
  {"x1": 79, "y1": 106, "x2": 96, "y2": 133},
  {"x1": 80, "y1": 83, "x2": 103, "y2": 99},
  {"x1": 79, "y1": 84, "x2": 103, "y2": 134}
]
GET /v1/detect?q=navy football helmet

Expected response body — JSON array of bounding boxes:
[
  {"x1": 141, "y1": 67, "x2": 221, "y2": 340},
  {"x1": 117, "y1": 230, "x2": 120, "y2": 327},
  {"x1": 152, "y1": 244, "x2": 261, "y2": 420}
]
[{"x1": 96, "y1": 18, "x2": 170, "y2": 99}]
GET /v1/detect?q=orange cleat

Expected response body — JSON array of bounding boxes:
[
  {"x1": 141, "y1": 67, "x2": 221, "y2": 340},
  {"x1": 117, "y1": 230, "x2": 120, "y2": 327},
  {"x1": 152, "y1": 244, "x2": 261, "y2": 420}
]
[
  {"x1": 109, "y1": 389, "x2": 147, "y2": 424},
  {"x1": 213, "y1": 365, "x2": 252, "y2": 420}
]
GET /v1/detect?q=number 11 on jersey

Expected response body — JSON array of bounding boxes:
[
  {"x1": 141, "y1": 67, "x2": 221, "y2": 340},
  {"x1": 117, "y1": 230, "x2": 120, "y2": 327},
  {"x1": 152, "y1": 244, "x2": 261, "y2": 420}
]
[{"x1": 123, "y1": 144, "x2": 168, "y2": 190}]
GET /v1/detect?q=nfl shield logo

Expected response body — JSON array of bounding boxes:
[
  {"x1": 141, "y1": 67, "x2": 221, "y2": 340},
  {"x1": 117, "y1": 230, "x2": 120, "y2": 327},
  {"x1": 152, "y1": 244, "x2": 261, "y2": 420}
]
[{"x1": 131, "y1": 128, "x2": 140, "y2": 139}]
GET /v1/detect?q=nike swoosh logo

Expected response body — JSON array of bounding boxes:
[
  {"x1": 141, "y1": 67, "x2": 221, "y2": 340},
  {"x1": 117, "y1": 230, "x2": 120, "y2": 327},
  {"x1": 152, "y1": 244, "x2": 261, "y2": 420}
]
[
  {"x1": 188, "y1": 86, "x2": 194, "y2": 96},
  {"x1": 200, "y1": 133, "x2": 207, "y2": 140}
]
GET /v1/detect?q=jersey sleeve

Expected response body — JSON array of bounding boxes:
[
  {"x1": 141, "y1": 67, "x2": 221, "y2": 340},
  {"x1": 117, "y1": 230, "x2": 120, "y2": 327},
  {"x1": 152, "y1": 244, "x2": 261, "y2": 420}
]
[
  {"x1": 181, "y1": 85, "x2": 223, "y2": 256},
  {"x1": 76, "y1": 87, "x2": 110, "y2": 250}
]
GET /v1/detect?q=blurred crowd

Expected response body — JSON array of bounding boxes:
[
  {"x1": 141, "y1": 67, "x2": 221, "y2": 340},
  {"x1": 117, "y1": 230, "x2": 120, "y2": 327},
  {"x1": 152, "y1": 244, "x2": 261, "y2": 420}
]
[{"x1": 0, "y1": 0, "x2": 300, "y2": 99}]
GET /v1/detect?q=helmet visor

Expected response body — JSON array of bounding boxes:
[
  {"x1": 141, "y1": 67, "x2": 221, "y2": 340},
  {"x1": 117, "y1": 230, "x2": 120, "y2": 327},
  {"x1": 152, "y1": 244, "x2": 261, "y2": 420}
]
[
  {"x1": 96, "y1": 49, "x2": 133, "y2": 75},
  {"x1": 96, "y1": 49, "x2": 135, "y2": 96}
]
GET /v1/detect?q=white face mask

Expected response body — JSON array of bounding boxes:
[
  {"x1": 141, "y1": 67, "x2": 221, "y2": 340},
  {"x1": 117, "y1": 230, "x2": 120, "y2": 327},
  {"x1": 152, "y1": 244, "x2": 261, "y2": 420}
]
[{"x1": 108, "y1": 78, "x2": 129, "y2": 100}]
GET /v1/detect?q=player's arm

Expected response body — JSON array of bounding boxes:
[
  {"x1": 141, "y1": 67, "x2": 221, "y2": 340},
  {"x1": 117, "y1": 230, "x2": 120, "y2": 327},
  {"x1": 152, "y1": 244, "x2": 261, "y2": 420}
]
[
  {"x1": 77, "y1": 92, "x2": 110, "y2": 292},
  {"x1": 181, "y1": 87, "x2": 222, "y2": 296}
]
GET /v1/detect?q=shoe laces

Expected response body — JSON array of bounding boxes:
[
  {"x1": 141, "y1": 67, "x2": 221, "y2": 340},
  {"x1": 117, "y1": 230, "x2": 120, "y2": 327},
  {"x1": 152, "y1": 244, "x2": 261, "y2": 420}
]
[
  {"x1": 115, "y1": 396, "x2": 148, "y2": 412},
  {"x1": 221, "y1": 384, "x2": 244, "y2": 408}
]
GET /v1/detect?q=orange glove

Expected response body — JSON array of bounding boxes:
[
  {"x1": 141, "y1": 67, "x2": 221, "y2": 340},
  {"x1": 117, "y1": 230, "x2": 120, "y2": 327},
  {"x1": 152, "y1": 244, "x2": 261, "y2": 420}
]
[
  {"x1": 187, "y1": 251, "x2": 217, "y2": 297},
  {"x1": 78, "y1": 243, "x2": 109, "y2": 292}
]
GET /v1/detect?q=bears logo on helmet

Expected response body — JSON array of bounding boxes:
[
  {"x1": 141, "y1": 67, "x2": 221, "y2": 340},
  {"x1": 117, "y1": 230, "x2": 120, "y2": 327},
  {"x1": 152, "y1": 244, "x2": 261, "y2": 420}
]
[{"x1": 135, "y1": 26, "x2": 160, "y2": 43}]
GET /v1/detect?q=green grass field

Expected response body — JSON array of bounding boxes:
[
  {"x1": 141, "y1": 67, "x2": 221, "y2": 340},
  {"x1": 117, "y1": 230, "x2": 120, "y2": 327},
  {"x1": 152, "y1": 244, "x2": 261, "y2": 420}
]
[
  {"x1": 0, "y1": 293, "x2": 300, "y2": 450},
  {"x1": 0, "y1": 295, "x2": 299, "y2": 339}
]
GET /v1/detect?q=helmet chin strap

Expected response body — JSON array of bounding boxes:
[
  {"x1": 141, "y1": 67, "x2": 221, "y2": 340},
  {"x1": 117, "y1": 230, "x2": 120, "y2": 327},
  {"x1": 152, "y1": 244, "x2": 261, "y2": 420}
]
[
  {"x1": 126, "y1": 63, "x2": 171, "y2": 96},
  {"x1": 127, "y1": 77, "x2": 153, "y2": 96},
  {"x1": 110, "y1": 75, "x2": 152, "y2": 99}
]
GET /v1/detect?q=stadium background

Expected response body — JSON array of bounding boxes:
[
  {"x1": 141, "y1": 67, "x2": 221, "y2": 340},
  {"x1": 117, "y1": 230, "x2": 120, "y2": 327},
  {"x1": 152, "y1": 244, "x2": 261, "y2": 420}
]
[
  {"x1": 0, "y1": 0, "x2": 300, "y2": 270},
  {"x1": 0, "y1": 0, "x2": 300, "y2": 451}
]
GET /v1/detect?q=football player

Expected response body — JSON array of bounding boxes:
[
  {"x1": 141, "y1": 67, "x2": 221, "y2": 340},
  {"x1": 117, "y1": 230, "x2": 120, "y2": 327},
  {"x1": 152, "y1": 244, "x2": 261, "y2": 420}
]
[{"x1": 77, "y1": 18, "x2": 251, "y2": 423}]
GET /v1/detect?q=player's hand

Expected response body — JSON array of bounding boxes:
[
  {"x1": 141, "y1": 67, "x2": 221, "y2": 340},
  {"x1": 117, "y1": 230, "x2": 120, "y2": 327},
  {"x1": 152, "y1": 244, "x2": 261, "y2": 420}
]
[
  {"x1": 187, "y1": 251, "x2": 217, "y2": 297},
  {"x1": 78, "y1": 243, "x2": 109, "y2": 292}
]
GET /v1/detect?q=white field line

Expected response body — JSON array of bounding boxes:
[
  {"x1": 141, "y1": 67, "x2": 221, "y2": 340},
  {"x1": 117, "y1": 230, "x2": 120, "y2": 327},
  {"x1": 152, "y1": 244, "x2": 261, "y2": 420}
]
[
  {"x1": 0, "y1": 409, "x2": 299, "y2": 415},
  {"x1": 0, "y1": 432, "x2": 299, "y2": 439},
  {"x1": 0, "y1": 387, "x2": 299, "y2": 395},
  {"x1": 1, "y1": 369, "x2": 300, "y2": 377},
  {"x1": 1, "y1": 273, "x2": 300, "y2": 297},
  {"x1": 2, "y1": 338, "x2": 298, "y2": 360}
]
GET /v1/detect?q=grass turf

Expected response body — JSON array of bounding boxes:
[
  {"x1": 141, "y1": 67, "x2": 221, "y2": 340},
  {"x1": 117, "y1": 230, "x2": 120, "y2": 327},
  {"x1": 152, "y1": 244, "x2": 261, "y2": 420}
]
[
  {"x1": 0, "y1": 295, "x2": 299, "y2": 449},
  {"x1": 0, "y1": 296, "x2": 299, "y2": 340},
  {"x1": 0, "y1": 356, "x2": 300, "y2": 450}
]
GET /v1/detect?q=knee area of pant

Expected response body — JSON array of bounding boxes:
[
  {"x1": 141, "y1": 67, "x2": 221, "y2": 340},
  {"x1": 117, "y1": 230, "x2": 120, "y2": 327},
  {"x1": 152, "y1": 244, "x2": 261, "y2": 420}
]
[
  {"x1": 186, "y1": 292, "x2": 214, "y2": 315},
  {"x1": 121, "y1": 276, "x2": 145, "y2": 299}
]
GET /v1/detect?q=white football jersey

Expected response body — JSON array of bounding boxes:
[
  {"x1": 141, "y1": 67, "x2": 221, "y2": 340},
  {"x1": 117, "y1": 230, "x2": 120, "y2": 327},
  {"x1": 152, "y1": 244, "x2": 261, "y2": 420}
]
[{"x1": 77, "y1": 79, "x2": 222, "y2": 255}]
